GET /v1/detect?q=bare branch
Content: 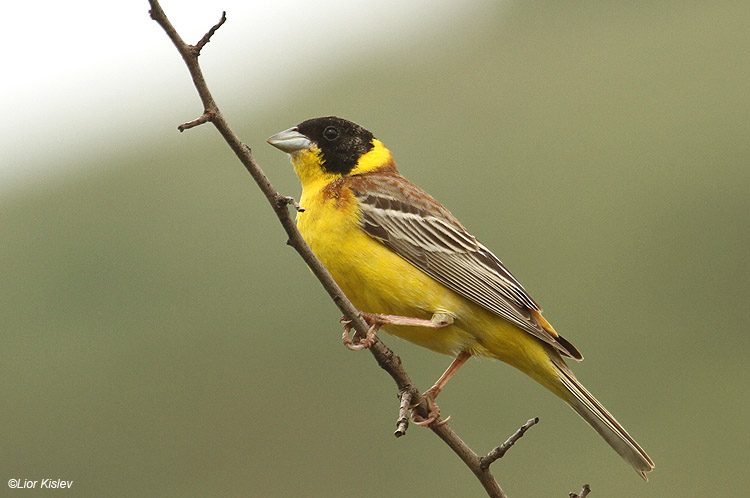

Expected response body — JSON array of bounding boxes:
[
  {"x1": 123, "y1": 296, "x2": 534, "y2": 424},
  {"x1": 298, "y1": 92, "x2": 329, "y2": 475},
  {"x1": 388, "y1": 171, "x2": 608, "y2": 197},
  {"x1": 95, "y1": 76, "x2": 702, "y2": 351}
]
[
  {"x1": 431, "y1": 424, "x2": 507, "y2": 498},
  {"x1": 147, "y1": 2, "x2": 549, "y2": 497},
  {"x1": 481, "y1": 417, "x2": 539, "y2": 470}
]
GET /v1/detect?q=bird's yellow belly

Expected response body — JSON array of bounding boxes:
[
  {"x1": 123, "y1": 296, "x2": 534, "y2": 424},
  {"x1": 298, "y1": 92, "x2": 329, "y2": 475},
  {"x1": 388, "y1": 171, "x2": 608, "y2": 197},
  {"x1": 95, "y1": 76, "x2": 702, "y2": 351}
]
[{"x1": 296, "y1": 188, "x2": 541, "y2": 364}]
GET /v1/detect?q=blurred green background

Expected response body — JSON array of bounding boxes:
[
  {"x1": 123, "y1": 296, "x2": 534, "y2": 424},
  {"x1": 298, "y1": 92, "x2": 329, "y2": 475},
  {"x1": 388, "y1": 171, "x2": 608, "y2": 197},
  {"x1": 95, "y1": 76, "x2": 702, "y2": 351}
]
[{"x1": 2, "y1": 1, "x2": 749, "y2": 496}]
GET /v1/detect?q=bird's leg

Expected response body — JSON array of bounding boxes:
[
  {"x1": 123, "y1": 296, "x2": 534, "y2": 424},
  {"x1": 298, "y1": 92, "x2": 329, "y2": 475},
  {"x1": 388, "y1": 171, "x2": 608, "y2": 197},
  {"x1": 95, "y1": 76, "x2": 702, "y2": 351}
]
[
  {"x1": 339, "y1": 311, "x2": 464, "y2": 426},
  {"x1": 341, "y1": 311, "x2": 453, "y2": 351},
  {"x1": 424, "y1": 351, "x2": 472, "y2": 400},
  {"x1": 412, "y1": 351, "x2": 472, "y2": 427}
]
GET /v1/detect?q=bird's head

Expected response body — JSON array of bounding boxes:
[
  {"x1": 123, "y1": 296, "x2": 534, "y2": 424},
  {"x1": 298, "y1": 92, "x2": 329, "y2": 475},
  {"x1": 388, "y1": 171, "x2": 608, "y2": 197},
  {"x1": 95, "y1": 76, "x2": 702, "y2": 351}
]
[{"x1": 267, "y1": 116, "x2": 394, "y2": 188}]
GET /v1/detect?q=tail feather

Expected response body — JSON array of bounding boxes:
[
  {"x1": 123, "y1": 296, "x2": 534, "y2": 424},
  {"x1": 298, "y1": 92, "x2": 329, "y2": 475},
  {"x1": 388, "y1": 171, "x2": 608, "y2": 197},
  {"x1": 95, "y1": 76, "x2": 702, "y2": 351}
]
[{"x1": 550, "y1": 357, "x2": 654, "y2": 480}]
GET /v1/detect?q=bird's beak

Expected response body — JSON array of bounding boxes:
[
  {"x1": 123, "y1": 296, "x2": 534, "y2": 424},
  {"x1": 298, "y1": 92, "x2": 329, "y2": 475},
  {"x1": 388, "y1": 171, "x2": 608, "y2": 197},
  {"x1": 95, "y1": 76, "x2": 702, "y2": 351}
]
[{"x1": 266, "y1": 127, "x2": 312, "y2": 153}]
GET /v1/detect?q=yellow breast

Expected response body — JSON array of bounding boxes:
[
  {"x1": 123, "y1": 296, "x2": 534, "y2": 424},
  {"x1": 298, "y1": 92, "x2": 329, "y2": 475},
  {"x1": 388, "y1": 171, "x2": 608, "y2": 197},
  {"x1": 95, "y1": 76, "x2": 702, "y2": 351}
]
[{"x1": 296, "y1": 177, "x2": 478, "y2": 355}]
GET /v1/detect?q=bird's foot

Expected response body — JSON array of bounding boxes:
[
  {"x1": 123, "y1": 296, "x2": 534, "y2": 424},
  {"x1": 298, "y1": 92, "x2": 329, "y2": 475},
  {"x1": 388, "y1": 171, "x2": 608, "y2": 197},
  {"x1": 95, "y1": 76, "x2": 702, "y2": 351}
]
[
  {"x1": 341, "y1": 313, "x2": 384, "y2": 351},
  {"x1": 341, "y1": 318, "x2": 380, "y2": 351},
  {"x1": 411, "y1": 388, "x2": 450, "y2": 427}
]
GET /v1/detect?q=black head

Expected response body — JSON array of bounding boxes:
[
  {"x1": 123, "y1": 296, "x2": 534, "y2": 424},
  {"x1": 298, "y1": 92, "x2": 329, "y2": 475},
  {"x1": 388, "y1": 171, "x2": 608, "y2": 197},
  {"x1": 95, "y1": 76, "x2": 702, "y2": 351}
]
[{"x1": 296, "y1": 116, "x2": 375, "y2": 175}]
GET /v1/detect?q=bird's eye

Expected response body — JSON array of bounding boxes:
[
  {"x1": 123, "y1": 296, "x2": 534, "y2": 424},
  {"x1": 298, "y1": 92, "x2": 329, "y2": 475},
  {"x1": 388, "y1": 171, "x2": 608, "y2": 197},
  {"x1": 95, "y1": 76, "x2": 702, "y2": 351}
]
[{"x1": 323, "y1": 126, "x2": 339, "y2": 141}]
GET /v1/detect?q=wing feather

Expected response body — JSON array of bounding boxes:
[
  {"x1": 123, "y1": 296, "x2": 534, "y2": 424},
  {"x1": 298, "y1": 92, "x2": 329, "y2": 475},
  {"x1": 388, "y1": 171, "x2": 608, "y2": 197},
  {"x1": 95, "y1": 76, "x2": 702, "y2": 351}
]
[{"x1": 349, "y1": 173, "x2": 581, "y2": 359}]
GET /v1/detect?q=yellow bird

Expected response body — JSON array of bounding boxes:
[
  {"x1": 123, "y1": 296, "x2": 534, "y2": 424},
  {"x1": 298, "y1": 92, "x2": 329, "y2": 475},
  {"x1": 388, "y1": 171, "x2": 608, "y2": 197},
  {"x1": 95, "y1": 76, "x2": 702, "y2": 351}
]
[{"x1": 267, "y1": 116, "x2": 653, "y2": 479}]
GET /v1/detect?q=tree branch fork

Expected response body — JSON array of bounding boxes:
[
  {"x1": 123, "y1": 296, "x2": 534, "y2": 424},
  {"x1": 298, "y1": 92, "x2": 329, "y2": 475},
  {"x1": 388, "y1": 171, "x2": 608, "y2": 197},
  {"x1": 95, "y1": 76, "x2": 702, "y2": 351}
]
[{"x1": 147, "y1": 3, "x2": 590, "y2": 497}]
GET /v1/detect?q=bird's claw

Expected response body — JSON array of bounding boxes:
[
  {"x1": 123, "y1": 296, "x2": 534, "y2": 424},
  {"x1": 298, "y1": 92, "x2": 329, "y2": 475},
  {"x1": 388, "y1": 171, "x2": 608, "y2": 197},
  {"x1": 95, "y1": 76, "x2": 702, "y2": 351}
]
[
  {"x1": 341, "y1": 317, "x2": 379, "y2": 351},
  {"x1": 411, "y1": 391, "x2": 450, "y2": 427}
]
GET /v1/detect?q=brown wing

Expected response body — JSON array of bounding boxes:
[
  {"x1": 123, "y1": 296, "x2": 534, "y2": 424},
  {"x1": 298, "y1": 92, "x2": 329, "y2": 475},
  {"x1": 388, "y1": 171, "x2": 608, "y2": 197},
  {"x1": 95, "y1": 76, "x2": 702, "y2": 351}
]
[{"x1": 347, "y1": 170, "x2": 582, "y2": 360}]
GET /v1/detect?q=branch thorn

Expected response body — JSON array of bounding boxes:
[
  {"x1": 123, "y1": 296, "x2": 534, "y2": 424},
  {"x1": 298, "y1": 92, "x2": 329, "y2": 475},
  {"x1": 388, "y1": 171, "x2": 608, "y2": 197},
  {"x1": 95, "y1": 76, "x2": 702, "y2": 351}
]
[
  {"x1": 277, "y1": 195, "x2": 305, "y2": 212},
  {"x1": 394, "y1": 389, "x2": 413, "y2": 437},
  {"x1": 193, "y1": 11, "x2": 227, "y2": 52},
  {"x1": 569, "y1": 484, "x2": 592, "y2": 498},
  {"x1": 178, "y1": 110, "x2": 214, "y2": 132},
  {"x1": 480, "y1": 417, "x2": 539, "y2": 470}
]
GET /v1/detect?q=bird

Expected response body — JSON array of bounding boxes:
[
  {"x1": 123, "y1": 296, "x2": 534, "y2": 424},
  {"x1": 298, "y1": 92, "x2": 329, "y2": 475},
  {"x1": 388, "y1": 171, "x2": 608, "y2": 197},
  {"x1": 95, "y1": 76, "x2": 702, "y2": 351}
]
[{"x1": 267, "y1": 116, "x2": 654, "y2": 479}]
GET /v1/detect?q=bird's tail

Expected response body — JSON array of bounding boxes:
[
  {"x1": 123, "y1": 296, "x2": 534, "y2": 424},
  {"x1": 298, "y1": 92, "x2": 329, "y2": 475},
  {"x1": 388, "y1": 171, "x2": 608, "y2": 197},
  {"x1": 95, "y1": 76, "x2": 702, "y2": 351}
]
[{"x1": 547, "y1": 355, "x2": 654, "y2": 479}]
